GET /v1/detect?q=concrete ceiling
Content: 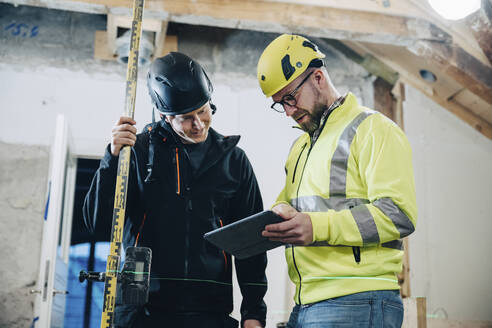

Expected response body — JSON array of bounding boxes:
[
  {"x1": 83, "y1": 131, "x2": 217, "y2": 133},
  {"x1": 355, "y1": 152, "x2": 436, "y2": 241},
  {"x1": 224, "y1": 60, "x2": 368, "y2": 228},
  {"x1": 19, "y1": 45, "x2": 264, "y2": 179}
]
[{"x1": 2, "y1": 0, "x2": 491, "y2": 139}]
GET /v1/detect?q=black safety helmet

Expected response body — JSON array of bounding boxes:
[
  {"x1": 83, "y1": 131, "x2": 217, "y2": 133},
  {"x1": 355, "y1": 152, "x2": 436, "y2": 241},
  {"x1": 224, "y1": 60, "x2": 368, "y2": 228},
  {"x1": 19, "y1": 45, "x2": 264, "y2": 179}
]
[{"x1": 147, "y1": 52, "x2": 215, "y2": 116}]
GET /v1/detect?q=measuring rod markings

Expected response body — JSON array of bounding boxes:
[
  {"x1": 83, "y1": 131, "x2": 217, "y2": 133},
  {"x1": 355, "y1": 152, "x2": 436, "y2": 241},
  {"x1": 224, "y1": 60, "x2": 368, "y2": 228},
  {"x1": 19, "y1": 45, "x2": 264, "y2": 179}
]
[{"x1": 100, "y1": 0, "x2": 144, "y2": 327}]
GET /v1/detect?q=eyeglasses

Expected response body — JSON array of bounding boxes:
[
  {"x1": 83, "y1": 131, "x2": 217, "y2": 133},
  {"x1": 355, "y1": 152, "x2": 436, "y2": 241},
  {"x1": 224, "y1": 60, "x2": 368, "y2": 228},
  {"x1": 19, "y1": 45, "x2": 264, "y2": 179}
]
[{"x1": 271, "y1": 71, "x2": 313, "y2": 113}]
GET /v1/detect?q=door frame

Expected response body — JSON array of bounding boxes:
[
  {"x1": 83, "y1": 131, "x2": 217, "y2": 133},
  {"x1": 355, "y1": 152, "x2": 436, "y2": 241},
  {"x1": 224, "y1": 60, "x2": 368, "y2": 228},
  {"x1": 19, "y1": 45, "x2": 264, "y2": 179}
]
[{"x1": 33, "y1": 114, "x2": 77, "y2": 327}]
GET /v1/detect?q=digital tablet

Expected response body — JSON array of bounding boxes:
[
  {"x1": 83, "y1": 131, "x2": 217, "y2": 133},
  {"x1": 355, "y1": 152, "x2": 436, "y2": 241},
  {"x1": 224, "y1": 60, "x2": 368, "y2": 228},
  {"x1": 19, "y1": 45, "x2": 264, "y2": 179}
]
[{"x1": 203, "y1": 210, "x2": 285, "y2": 259}]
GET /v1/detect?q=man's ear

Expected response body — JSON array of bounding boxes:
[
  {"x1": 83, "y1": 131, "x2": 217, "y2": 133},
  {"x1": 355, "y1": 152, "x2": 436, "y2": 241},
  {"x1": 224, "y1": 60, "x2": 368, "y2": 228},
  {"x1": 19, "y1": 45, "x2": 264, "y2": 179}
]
[
  {"x1": 164, "y1": 115, "x2": 171, "y2": 124},
  {"x1": 313, "y1": 69, "x2": 326, "y2": 91},
  {"x1": 313, "y1": 69, "x2": 323, "y2": 84}
]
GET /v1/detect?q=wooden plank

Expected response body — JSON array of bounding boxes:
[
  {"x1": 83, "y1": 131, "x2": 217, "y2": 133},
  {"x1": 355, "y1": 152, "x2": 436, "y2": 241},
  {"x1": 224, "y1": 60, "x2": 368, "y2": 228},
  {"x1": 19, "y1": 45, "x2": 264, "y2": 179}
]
[
  {"x1": 438, "y1": 96, "x2": 492, "y2": 139},
  {"x1": 106, "y1": 13, "x2": 117, "y2": 54},
  {"x1": 408, "y1": 41, "x2": 492, "y2": 105},
  {"x1": 110, "y1": 13, "x2": 163, "y2": 31},
  {"x1": 94, "y1": 30, "x2": 116, "y2": 61},
  {"x1": 153, "y1": 20, "x2": 168, "y2": 58},
  {"x1": 417, "y1": 297, "x2": 427, "y2": 328},
  {"x1": 398, "y1": 238, "x2": 411, "y2": 297},
  {"x1": 392, "y1": 80, "x2": 405, "y2": 130},
  {"x1": 466, "y1": 0, "x2": 492, "y2": 64},
  {"x1": 147, "y1": 0, "x2": 452, "y2": 46},
  {"x1": 265, "y1": 0, "x2": 425, "y2": 18},
  {"x1": 105, "y1": 13, "x2": 174, "y2": 58},
  {"x1": 373, "y1": 77, "x2": 396, "y2": 121},
  {"x1": 403, "y1": 297, "x2": 428, "y2": 328},
  {"x1": 1, "y1": 0, "x2": 451, "y2": 46},
  {"x1": 153, "y1": 34, "x2": 177, "y2": 58},
  {"x1": 95, "y1": 30, "x2": 178, "y2": 61},
  {"x1": 451, "y1": 89, "x2": 492, "y2": 123}
]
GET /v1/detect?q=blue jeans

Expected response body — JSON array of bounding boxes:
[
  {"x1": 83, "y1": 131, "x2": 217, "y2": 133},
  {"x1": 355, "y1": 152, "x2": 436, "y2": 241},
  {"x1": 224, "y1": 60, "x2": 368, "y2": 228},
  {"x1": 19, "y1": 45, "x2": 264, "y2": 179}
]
[{"x1": 286, "y1": 290, "x2": 403, "y2": 328}]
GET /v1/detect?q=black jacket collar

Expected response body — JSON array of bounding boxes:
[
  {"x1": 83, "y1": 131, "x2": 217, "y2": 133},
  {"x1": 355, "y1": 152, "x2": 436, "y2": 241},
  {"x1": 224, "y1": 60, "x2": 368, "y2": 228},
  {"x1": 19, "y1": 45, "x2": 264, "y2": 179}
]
[{"x1": 155, "y1": 120, "x2": 241, "y2": 178}]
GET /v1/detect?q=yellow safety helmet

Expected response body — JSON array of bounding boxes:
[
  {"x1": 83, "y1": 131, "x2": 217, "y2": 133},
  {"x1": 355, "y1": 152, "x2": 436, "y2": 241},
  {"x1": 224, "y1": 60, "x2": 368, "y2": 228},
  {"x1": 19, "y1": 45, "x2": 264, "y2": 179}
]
[{"x1": 257, "y1": 34, "x2": 325, "y2": 97}]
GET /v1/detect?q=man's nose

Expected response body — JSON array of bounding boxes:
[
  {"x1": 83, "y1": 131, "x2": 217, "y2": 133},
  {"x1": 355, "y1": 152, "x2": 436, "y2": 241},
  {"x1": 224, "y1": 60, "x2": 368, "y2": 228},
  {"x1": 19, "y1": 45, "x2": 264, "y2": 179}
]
[
  {"x1": 192, "y1": 117, "x2": 204, "y2": 129},
  {"x1": 284, "y1": 104, "x2": 297, "y2": 117}
]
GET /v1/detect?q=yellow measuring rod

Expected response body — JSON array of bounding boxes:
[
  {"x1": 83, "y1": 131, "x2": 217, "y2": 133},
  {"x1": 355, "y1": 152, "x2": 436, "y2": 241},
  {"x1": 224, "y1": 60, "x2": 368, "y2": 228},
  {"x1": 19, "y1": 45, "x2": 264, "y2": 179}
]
[{"x1": 100, "y1": 0, "x2": 145, "y2": 327}]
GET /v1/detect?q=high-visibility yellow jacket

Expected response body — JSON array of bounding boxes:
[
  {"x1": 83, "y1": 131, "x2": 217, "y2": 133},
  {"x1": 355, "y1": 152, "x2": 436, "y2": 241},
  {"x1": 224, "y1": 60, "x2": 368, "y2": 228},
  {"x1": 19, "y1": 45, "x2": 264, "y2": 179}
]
[{"x1": 275, "y1": 92, "x2": 417, "y2": 305}]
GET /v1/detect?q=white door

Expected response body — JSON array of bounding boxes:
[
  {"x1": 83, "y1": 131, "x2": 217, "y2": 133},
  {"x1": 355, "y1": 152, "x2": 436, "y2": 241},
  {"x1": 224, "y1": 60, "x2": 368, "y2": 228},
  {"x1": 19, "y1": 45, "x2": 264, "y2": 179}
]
[{"x1": 33, "y1": 115, "x2": 77, "y2": 327}]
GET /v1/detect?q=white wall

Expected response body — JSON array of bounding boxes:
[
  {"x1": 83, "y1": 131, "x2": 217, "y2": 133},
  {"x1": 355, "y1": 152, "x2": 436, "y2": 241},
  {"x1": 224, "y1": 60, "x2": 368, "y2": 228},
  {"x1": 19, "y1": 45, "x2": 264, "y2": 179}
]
[
  {"x1": 0, "y1": 63, "x2": 153, "y2": 157},
  {"x1": 405, "y1": 85, "x2": 492, "y2": 321},
  {"x1": 0, "y1": 142, "x2": 49, "y2": 327}
]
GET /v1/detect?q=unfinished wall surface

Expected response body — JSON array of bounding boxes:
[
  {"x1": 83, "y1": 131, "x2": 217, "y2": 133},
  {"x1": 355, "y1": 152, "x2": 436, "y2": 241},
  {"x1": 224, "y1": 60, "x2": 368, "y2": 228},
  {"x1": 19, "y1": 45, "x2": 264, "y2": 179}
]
[
  {"x1": 0, "y1": 142, "x2": 49, "y2": 327},
  {"x1": 0, "y1": 3, "x2": 374, "y2": 327},
  {"x1": 405, "y1": 85, "x2": 492, "y2": 321}
]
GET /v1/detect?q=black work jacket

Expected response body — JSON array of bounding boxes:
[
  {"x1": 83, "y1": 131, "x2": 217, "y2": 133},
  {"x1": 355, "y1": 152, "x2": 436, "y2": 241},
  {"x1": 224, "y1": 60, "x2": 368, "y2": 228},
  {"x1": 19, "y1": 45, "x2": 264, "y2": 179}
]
[{"x1": 83, "y1": 121, "x2": 267, "y2": 325}]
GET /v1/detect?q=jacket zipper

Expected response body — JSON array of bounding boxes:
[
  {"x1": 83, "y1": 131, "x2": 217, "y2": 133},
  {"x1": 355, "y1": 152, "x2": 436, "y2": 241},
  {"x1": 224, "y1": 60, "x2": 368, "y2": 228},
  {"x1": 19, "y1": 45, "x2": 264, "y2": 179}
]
[
  {"x1": 289, "y1": 104, "x2": 340, "y2": 302},
  {"x1": 219, "y1": 219, "x2": 228, "y2": 272},
  {"x1": 292, "y1": 141, "x2": 314, "y2": 304},
  {"x1": 184, "y1": 197, "x2": 192, "y2": 277},
  {"x1": 292, "y1": 143, "x2": 307, "y2": 184},
  {"x1": 175, "y1": 147, "x2": 181, "y2": 195},
  {"x1": 175, "y1": 146, "x2": 189, "y2": 277},
  {"x1": 134, "y1": 213, "x2": 147, "y2": 247}
]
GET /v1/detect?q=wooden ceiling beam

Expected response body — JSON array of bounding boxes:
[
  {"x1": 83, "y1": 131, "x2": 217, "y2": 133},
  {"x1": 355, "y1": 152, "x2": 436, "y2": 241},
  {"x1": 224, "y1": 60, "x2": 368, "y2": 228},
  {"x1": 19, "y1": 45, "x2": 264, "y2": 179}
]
[
  {"x1": 262, "y1": 0, "x2": 425, "y2": 18},
  {"x1": 439, "y1": 97, "x2": 492, "y2": 140},
  {"x1": 154, "y1": 20, "x2": 168, "y2": 58},
  {"x1": 466, "y1": 0, "x2": 492, "y2": 65},
  {"x1": 315, "y1": 38, "x2": 399, "y2": 85},
  {"x1": 408, "y1": 41, "x2": 492, "y2": 105},
  {"x1": 2, "y1": 0, "x2": 451, "y2": 46},
  {"x1": 345, "y1": 41, "x2": 492, "y2": 140},
  {"x1": 105, "y1": 13, "x2": 168, "y2": 54}
]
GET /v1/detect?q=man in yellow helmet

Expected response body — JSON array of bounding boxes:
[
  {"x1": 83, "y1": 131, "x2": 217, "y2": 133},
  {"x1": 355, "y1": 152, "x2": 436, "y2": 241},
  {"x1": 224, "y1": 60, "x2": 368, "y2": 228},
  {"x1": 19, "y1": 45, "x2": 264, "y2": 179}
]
[{"x1": 258, "y1": 34, "x2": 417, "y2": 327}]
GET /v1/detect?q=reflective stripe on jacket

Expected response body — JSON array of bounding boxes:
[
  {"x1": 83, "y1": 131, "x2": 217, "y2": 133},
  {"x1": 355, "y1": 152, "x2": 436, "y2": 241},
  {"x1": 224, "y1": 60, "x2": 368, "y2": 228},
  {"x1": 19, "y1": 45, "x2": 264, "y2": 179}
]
[{"x1": 275, "y1": 93, "x2": 417, "y2": 305}]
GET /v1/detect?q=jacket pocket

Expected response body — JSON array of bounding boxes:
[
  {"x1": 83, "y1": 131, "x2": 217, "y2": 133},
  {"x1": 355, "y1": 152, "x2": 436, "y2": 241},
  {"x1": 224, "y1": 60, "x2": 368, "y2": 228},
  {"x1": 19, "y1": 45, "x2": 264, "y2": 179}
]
[{"x1": 352, "y1": 246, "x2": 361, "y2": 264}]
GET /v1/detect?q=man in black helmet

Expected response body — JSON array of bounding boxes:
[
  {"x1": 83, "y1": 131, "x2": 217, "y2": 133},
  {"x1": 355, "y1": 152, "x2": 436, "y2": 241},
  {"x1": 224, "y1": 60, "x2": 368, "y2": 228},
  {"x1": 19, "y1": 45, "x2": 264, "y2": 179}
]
[{"x1": 83, "y1": 52, "x2": 267, "y2": 328}]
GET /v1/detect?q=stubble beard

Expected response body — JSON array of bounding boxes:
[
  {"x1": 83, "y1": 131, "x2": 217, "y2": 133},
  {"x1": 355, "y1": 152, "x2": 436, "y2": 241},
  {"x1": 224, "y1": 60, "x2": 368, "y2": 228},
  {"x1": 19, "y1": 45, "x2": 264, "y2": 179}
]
[{"x1": 300, "y1": 102, "x2": 327, "y2": 134}]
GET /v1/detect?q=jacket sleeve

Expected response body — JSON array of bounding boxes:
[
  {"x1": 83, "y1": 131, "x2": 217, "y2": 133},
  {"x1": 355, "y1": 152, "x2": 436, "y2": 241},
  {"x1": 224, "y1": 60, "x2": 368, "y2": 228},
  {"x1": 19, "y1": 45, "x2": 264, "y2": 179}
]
[
  {"x1": 231, "y1": 150, "x2": 267, "y2": 327},
  {"x1": 308, "y1": 116, "x2": 417, "y2": 246},
  {"x1": 83, "y1": 145, "x2": 140, "y2": 239}
]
